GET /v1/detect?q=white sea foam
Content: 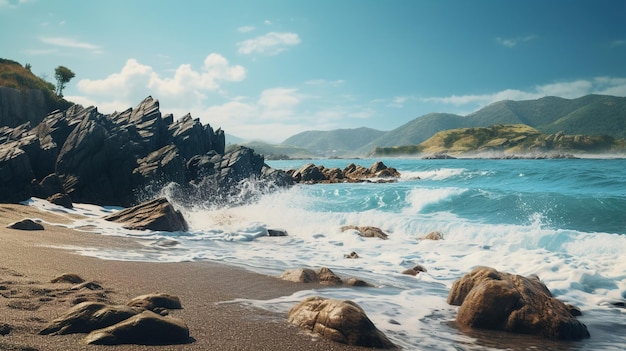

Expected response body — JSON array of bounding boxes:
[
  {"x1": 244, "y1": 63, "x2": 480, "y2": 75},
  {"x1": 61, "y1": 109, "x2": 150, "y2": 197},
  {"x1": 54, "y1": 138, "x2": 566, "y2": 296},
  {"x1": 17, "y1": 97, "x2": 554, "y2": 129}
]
[{"x1": 22, "y1": 158, "x2": 626, "y2": 350}]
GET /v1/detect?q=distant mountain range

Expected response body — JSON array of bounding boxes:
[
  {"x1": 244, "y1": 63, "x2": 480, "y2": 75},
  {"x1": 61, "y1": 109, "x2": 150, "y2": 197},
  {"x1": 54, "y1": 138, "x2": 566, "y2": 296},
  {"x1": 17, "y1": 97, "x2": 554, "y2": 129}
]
[{"x1": 278, "y1": 94, "x2": 626, "y2": 157}]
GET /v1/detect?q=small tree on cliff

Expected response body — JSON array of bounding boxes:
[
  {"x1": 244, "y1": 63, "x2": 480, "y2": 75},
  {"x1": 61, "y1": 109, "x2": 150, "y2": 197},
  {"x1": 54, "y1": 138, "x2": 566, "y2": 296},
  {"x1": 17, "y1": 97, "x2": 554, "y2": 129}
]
[{"x1": 54, "y1": 65, "x2": 75, "y2": 97}]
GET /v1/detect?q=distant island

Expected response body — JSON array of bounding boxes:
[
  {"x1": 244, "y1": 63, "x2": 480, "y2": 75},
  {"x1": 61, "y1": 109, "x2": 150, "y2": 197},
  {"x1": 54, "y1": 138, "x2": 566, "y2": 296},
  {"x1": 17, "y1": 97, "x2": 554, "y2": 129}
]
[{"x1": 370, "y1": 124, "x2": 626, "y2": 158}]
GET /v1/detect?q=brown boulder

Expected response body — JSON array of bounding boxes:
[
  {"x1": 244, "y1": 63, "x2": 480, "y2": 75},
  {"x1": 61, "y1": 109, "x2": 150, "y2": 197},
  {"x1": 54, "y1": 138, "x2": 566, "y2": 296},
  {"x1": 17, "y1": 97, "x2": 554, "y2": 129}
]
[
  {"x1": 401, "y1": 264, "x2": 427, "y2": 276},
  {"x1": 318, "y1": 267, "x2": 343, "y2": 286},
  {"x1": 421, "y1": 231, "x2": 444, "y2": 240},
  {"x1": 280, "y1": 268, "x2": 319, "y2": 283},
  {"x1": 84, "y1": 310, "x2": 190, "y2": 345},
  {"x1": 39, "y1": 301, "x2": 138, "y2": 335},
  {"x1": 341, "y1": 225, "x2": 389, "y2": 240},
  {"x1": 104, "y1": 197, "x2": 188, "y2": 232},
  {"x1": 126, "y1": 293, "x2": 182, "y2": 312},
  {"x1": 288, "y1": 296, "x2": 395, "y2": 349},
  {"x1": 447, "y1": 266, "x2": 590, "y2": 340}
]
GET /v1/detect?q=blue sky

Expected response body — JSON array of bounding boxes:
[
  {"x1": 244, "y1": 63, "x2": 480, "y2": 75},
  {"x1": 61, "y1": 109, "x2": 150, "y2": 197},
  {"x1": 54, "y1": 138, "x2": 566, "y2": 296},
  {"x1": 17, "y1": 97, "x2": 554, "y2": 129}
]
[{"x1": 2, "y1": 0, "x2": 625, "y2": 142}]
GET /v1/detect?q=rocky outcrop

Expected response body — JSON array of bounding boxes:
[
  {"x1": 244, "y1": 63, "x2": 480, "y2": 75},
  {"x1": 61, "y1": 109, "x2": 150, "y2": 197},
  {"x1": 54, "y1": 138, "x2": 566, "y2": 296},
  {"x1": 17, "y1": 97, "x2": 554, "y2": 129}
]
[
  {"x1": 104, "y1": 197, "x2": 188, "y2": 232},
  {"x1": 0, "y1": 87, "x2": 49, "y2": 128},
  {"x1": 288, "y1": 161, "x2": 400, "y2": 184},
  {"x1": 447, "y1": 266, "x2": 590, "y2": 340},
  {"x1": 288, "y1": 296, "x2": 395, "y2": 349},
  {"x1": 1, "y1": 96, "x2": 291, "y2": 206}
]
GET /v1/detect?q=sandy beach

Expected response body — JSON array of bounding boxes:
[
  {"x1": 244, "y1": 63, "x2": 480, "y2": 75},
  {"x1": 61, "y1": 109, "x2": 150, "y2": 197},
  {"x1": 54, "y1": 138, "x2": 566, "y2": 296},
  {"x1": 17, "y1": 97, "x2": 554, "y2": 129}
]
[{"x1": 0, "y1": 203, "x2": 373, "y2": 351}]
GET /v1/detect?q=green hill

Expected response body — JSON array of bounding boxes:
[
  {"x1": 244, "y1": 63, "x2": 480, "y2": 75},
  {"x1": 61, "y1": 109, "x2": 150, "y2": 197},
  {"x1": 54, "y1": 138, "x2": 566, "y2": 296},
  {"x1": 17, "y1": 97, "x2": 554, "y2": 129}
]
[
  {"x1": 238, "y1": 140, "x2": 316, "y2": 159},
  {"x1": 371, "y1": 124, "x2": 621, "y2": 156},
  {"x1": 358, "y1": 94, "x2": 626, "y2": 155},
  {"x1": 0, "y1": 58, "x2": 73, "y2": 126},
  {"x1": 282, "y1": 127, "x2": 385, "y2": 156}
]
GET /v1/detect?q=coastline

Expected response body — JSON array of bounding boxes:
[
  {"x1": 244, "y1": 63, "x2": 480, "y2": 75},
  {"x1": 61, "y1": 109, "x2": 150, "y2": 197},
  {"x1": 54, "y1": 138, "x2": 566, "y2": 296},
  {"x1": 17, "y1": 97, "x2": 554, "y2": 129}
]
[{"x1": 0, "y1": 203, "x2": 371, "y2": 351}]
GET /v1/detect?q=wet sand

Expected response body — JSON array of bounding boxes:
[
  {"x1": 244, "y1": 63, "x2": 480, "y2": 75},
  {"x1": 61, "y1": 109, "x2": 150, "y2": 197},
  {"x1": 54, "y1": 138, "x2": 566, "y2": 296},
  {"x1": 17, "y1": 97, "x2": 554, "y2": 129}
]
[{"x1": 0, "y1": 203, "x2": 372, "y2": 351}]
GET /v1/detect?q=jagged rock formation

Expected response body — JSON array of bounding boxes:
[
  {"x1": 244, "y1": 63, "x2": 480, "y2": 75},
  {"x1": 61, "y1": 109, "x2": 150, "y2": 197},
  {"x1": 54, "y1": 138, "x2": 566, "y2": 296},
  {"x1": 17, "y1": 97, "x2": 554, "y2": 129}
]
[
  {"x1": 0, "y1": 87, "x2": 49, "y2": 128},
  {"x1": 288, "y1": 161, "x2": 400, "y2": 184},
  {"x1": 103, "y1": 197, "x2": 188, "y2": 232},
  {"x1": 0, "y1": 96, "x2": 292, "y2": 206}
]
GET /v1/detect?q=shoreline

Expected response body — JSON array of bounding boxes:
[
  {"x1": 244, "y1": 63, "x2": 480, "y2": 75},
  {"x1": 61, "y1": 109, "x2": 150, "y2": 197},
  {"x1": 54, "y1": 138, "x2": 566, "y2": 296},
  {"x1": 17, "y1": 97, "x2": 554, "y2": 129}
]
[{"x1": 0, "y1": 203, "x2": 371, "y2": 350}]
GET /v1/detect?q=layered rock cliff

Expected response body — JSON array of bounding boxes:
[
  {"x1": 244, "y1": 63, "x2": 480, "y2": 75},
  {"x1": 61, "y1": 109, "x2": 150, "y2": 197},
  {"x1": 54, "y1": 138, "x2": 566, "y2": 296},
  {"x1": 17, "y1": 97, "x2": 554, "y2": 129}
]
[{"x1": 0, "y1": 96, "x2": 292, "y2": 206}]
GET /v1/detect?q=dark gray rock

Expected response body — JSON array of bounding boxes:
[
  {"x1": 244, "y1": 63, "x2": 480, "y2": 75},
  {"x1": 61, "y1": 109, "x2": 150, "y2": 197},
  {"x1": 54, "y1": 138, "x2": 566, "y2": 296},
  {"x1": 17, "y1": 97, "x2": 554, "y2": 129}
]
[
  {"x1": 7, "y1": 218, "x2": 44, "y2": 230},
  {"x1": 0, "y1": 144, "x2": 35, "y2": 202},
  {"x1": 47, "y1": 192, "x2": 73, "y2": 209},
  {"x1": 0, "y1": 87, "x2": 48, "y2": 128}
]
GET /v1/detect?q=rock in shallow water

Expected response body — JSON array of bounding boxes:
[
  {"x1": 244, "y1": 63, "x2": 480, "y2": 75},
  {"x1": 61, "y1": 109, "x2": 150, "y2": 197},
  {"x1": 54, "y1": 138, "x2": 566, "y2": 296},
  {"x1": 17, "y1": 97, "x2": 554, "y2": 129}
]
[
  {"x1": 288, "y1": 296, "x2": 395, "y2": 349},
  {"x1": 103, "y1": 197, "x2": 188, "y2": 232},
  {"x1": 447, "y1": 266, "x2": 590, "y2": 340}
]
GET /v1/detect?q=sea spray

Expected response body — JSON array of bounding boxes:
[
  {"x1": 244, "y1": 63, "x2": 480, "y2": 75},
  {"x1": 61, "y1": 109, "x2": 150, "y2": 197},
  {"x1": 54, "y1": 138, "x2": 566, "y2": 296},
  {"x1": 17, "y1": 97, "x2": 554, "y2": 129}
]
[{"x1": 27, "y1": 158, "x2": 626, "y2": 350}]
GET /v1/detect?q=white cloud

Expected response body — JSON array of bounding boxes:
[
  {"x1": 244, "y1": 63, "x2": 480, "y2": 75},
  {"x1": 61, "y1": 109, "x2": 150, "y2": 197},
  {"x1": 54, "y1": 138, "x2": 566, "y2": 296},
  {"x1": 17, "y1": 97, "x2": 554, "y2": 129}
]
[
  {"x1": 40, "y1": 36, "x2": 101, "y2": 51},
  {"x1": 421, "y1": 77, "x2": 626, "y2": 111},
  {"x1": 264, "y1": 20, "x2": 272, "y2": 25},
  {"x1": 495, "y1": 35, "x2": 536, "y2": 48},
  {"x1": 237, "y1": 32, "x2": 301, "y2": 56},
  {"x1": 238, "y1": 26, "x2": 255, "y2": 33},
  {"x1": 75, "y1": 54, "x2": 246, "y2": 113}
]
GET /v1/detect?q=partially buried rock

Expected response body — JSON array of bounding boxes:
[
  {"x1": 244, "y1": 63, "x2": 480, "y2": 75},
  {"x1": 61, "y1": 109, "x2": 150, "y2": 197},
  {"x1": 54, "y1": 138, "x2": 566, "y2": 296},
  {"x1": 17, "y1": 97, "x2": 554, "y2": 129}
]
[
  {"x1": 341, "y1": 225, "x2": 389, "y2": 240},
  {"x1": 39, "y1": 302, "x2": 138, "y2": 335},
  {"x1": 7, "y1": 218, "x2": 44, "y2": 231},
  {"x1": 84, "y1": 310, "x2": 190, "y2": 345},
  {"x1": 126, "y1": 293, "x2": 182, "y2": 312},
  {"x1": 317, "y1": 267, "x2": 343, "y2": 285},
  {"x1": 51, "y1": 273, "x2": 85, "y2": 284},
  {"x1": 288, "y1": 296, "x2": 395, "y2": 349},
  {"x1": 104, "y1": 197, "x2": 188, "y2": 232},
  {"x1": 447, "y1": 266, "x2": 590, "y2": 340}
]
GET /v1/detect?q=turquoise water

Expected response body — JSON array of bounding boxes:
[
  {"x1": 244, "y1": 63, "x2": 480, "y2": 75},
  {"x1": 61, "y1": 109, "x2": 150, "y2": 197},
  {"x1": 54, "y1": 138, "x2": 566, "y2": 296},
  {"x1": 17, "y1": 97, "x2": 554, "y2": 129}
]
[
  {"x1": 268, "y1": 158, "x2": 626, "y2": 235},
  {"x1": 41, "y1": 157, "x2": 626, "y2": 350}
]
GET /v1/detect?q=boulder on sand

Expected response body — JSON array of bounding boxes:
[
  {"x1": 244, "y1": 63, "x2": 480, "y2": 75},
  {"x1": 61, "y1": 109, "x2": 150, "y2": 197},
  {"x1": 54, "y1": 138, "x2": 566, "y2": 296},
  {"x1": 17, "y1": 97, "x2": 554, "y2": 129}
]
[
  {"x1": 104, "y1": 197, "x2": 188, "y2": 232},
  {"x1": 84, "y1": 310, "x2": 190, "y2": 345}
]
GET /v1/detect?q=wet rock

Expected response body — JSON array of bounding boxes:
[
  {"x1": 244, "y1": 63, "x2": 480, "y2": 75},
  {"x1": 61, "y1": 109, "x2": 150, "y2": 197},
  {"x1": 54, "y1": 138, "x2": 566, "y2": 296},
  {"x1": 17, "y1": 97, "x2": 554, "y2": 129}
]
[
  {"x1": 341, "y1": 225, "x2": 389, "y2": 240},
  {"x1": 266, "y1": 228, "x2": 288, "y2": 237},
  {"x1": 402, "y1": 264, "x2": 427, "y2": 276},
  {"x1": 344, "y1": 251, "x2": 360, "y2": 259},
  {"x1": 318, "y1": 267, "x2": 343, "y2": 286},
  {"x1": 288, "y1": 296, "x2": 395, "y2": 349},
  {"x1": 420, "y1": 231, "x2": 444, "y2": 240},
  {"x1": 47, "y1": 192, "x2": 73, "y2": 209},
  {"x1": 104, "y1": 197, "x2": 188, "y2": 232},
  {"x1": 447, "y1": 266, "x2": 590, "y2": 340},
  {"x1": 84, "y1": 310, "x2": 190, "y2": 345},
  {"x1": 280, "y1": 268, "x2": 319, "y2": 283},
  {"x1": 7, "y1": 218, "x2": 43, "y2": 231}
]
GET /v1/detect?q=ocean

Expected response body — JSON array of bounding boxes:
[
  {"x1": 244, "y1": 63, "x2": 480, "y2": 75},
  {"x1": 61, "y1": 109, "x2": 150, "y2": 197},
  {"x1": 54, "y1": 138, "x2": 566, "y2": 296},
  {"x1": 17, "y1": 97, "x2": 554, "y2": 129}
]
[{"x1": 30, "y1": 157, "x2": 626, "y2": 350}]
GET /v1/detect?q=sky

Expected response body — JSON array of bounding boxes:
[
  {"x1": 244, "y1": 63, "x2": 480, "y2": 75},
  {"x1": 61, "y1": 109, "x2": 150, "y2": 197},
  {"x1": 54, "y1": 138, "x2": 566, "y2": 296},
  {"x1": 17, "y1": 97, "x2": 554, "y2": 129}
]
[{"x1": 1, "y1": 0, "x2": 625, "y2": 143}]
